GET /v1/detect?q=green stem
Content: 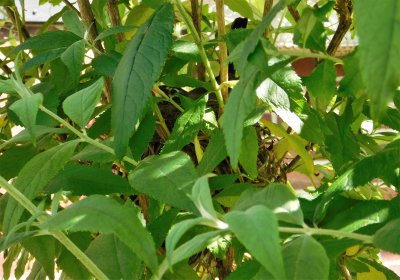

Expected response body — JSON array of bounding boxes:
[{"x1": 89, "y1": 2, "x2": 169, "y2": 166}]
[
  {"x1": 279, "y1": 227, "x2": 373, "y2": 243},
  {"x1": 174, "y1": 0, "x2": 225, "y2": 111},
  {"x1": 39, "y1": 105, "x2": 138, "y2": 166},
  {"x1": 0, "y1": 176, "x2": 108, "y2": 280},
  {"x1": 267, "y1": 49, "x2": 343, "y2": 64},
  {"x1": 153, "y1": 86, "x2": 184, "y2": 112}
]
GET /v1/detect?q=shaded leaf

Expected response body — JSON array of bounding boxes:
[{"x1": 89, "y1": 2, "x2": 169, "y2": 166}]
[
  {"x1": 197, "y1": 129, "x2": 227, "y2": 176},
  {"x1": 22, "y1": 236, "x2": 56, "y2": 279},
  {"x1": 239, "y1": 126, "x2": 258, "y2": 179},
  {"x1": 354, "y1": 0, "x2": 400, "y2": 118},
  {"x1": 62, "y1": 10, "x2": 84, "y2": 37},
  {"x1": 45, "y1": 163, "x2": 133, "y2": 195},
  {"x1": 162, "y1": 97, "x2": 206, "y2": 154},
  {"x1": 9, "y1": 93, "x2": 43, "y2": 145},
  {"x1": 60, "y1": 39, "x2": 85, "y2": 86},
  {"x1": 225, "y1": 205, "x2": 286, "y2": 279},
  {"x1": 282, "y1": 235, "x2": 329, "y2": 280},
  {"x1": 85, "y1": 234, "x2": 144, "y2": 280},
  {"x1": 373, "y1": 219, "x2": 400, "y2": 254},
  {"x1": 3, "y1": 140, "x2": 79, "y2": 233},
  {"x1": 41, "y1": 195, "x2": 158, "y2": 272},
  {"x1": 128, "y1": 151, "x2": 198, "y2": 212}
]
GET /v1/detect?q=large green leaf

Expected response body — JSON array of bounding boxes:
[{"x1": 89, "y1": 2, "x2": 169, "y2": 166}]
[
  {"x1": 354, "y1": 0, "x2": 400, "y2": 118},
  {"x1": 314, "y1": 140, "x2": 400, "y2": 223},
  {"x1": 12, "y1": 30, "x2": 81, "y2": 53},
  {"x1": 282, "y1": 235, "x2": 329, "y2": 280},
  {"x1": 130, "y1": 111, "x2": 156, "y2": 160},
  {"x1": 196, "y1": 129, "x2": 227, "y2": 176},
  {"x1": 112, "y1": 3, "x2": 174, "y2": 158},
  {"x1": 221, "y1": 68, "x2": 259, "y2": 168},
  {"x1": 3, "y1": 140, "x2": 79, "y2": 233},
  {"x1": 224, "y1": 0, "x2": 258, "y2": 20},
  {"x1": 45, "y1": 163, "x2": 133, "y2": 195},
  {"x1": 0, "y1": 145, "x2": 37, "y2": 180},
  {"x1": 128, "y1": 151, "x2": 198, "y2": 212},
  {"x1": 162, "y1": 97, "x2": 206, "y2": 154},
  {"x1": 234, "y1": 183, "x2": 304, "y2": 225},
  {"x1": 85, "y1": 234, "x2": 144, "y2": 280},
  {"x1": 191, "y1": 176, "x2": 217, "y2": 219},
  {"x1": 373, "y1": 219, "x2": 400, "y2": 254},
  {"x1": 225, "y1": 205, "x2": 286, "y2": 279},
  {"x1": 62, "y1": 78, "x2": 104, "y2": 128},
  {"x1": 9, "y1": 93, "x2": 43, "y2": 145},
  {"x1": 21, "y1": 48, "x2": 66, "y2": 72},
  {"x1": 41, "y1": 195, "x2": 158, "y2": 272}
]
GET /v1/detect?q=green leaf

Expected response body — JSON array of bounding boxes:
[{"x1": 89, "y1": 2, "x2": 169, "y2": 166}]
[
  {"x1": 238, "y1": 126, "x2": 258, "y2": 179},
  {"x1": 62, "y1": 10, "x2": 84, "y2": 37},
  {"x1": 237, "y1": 0, "x2": 288, "y2": 73},
  {"x1": 169, "y1": 230, "x2": 224, "y2": 266},
  {"x1": 95, "y1": 26, "x2": 137, "y2": 41},
  {"x1": 166, "y1": 217, "x2": 210, "y2": 261},
  {"x1": 41, "y1": 195, "x2": 158, "y2": 272},
  {"x1": 85, "y1": 234, "x2": 144, "y2": 280},
  {"x1": 358, "y1": 258, "x2": 400, "y2": 280},
  {"x1": 45, "y1": 163, "x2": 133, "y2": 195},
  {"x1": 130, "y1": 111, "x2": 156, "y2": 160},
  {"x1": 322, "y1": 200, "x2": 393, "y2": 232},
  {"x1": 3, "y1": 140, "x2": 79, "y2": 233},
  {"x1": 225, "y1": 261, "x2": 261, "y2": 280},
  {"x1": 62, "y1": 78, "x2": 104, "y2": 128},
  {"x1": 282, "y1": 235, "x2": 329, "y2": 280},
  {"x1": 12, "y1": 30, "x2": 81, "y2": 53},
  {"x1": 234, "y1": 183, "x2": 304, "y2": 226},
  {"x1": 303, "y1": 61, "x2": 337, "y2": 108},
  {"x1": 56, "y1": 232, "x2": 92, "y2": 279},
  {"x1": 339, "y1": 51, "x2": 365, "y2": 97},
  {"x1": 354, "y1": 0, "x2": 400, "y2": 119},
  {"x1": 92, "y1": 51, "x2": 121, "y2": 77},
  {"x1": 314, "y1": 140, "x2": 400, "y2": 223},
  {"x1": 225, "y1": 205, "x2": 286, "y2": 279},
  {"x1": 224, "y1": 0, "x2": 257, "y2": 20},
  {"x1": 9, "y1": 93, "x2": 43, "y2": 145},
  {"x1": 162, "y1": 98, "x2": 206, "y2": 154},
  {"x1": 160, "y1": 74, "x2": 211, "y2": 90},
  {"x1": 323, "y1": 111, "x2": 360, "y2": 173},
  {"x1": 221, "y1": 68, "x2": 259, "y2": 168},
  {"x1": 112, "y1": 3, "x2": 174, "y2": 158},
  {"x1": 373, "y1": 219, "x2": 400, "y2": 254},
  {"x1": 128, "y1": 151, "x2": 198, "y2": 212},
  {"x1": 21, "y1": 48, "x2": 66, "y2": 72},
  {"x1": 293, "y1": 7, "x2": 327, "y2": 52},
  {"x1": 197, "y1": 129, "x2": 227, "y2": 176},
  {"x1": 191, "y1": 176, "x2": 217, "y2": 219},
  {"x1": 60, "y1": 39, "x2": 85, "y2": 86},
  {"x1": 147, "y1": 209, "x2": 179, "y2": 248},
  {"x1": 257, "y1": 67, "x2": 324, "y2": 144},
  {"x1": 22, "y1": 236, "x2": 56, "y2": 279},
  {"x1": 164, "y1": 261, "x2": 199, "y2": 280}
]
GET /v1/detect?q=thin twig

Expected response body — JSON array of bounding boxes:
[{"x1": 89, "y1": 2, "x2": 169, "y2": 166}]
[
  {"x1": 106, "y1": 0, "x2": 124, "y2": 42},
  {"x1": 190, "y1": 0, "x2": 206, "y2": 81},
  {"x1": 62, "y1": 0, "x2": 81, "y2": 16},
  {"x1": 327, "y1": 0, "x2": 352, "y2": 56},
  {"x1": 263, "y1": 0, "x2": 273, "y2": 36}
]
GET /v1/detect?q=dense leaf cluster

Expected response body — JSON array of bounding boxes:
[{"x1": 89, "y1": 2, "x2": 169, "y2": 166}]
[{"x1": 0, "y1": 0, "x2": 400, "y2": 279}]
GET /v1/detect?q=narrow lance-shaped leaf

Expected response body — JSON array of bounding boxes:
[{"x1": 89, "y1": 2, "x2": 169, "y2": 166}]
[
  {"x1": 62, "y1": 10, "x2": 84, "y2": 38},
  {"x1": 112, "y1": 3, "x2": 174, "y2": 158},
  {"x1": 238, "y1": 126, "x2": 258, "y2": 179},
  {"x1": 3, "y1": 140, "x2": 79, "y2": 233},
  {"x1": 221, "y1": 68, "x2": 259, "y2": 168},
  {"x1": 9, "y1": 93, "x2": 43, "y2": 145},
  {"x1": 354, "y1": 0, "x2": 400, "y2": 119},
  {"x1": 41, "y1": 195, "x2": 158, "y2": 272},
  {"x1": 63, "y1": 78, "x2": 104, "y2": 128}
]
